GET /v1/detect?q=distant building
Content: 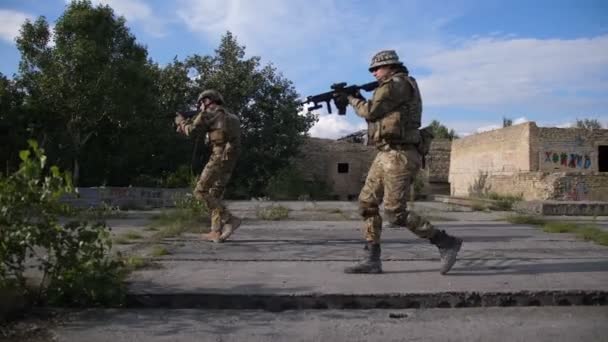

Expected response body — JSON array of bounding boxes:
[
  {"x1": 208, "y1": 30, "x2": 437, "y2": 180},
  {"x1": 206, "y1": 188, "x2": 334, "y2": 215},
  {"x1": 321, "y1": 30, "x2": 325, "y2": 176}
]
[
  {"x1": 294, "y1": 131, "x2": 453, "y2": 200},
  {"x1": 449, "y1": 122, "x2": 608, "y2": 201},
  {"x1": 339, "y1": 130, "x2": 452, "y2": 196},
  {"x1": 293, "y1": 137, "x2": 376, "y2": 200}
]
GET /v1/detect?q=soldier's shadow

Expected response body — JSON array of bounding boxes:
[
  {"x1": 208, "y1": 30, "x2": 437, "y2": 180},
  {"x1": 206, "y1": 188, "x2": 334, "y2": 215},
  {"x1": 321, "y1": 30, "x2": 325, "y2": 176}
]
[{"x1": 384, "y1": 260, "x2": 608, "y2": 276}]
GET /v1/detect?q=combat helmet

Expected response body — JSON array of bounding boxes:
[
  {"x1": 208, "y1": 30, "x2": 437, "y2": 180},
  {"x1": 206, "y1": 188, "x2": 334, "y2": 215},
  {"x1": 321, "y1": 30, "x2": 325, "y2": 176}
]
[
  {"x1": 368, "y1": 50, "x2": 403, "y2": 72},
  {"x1": 198, "y1": 89, "x2": 224, "y2": 105}
]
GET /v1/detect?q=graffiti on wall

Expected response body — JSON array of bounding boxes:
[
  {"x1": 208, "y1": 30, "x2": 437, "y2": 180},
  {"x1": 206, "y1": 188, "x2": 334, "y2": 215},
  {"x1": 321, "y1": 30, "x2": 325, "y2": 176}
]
[
  {"x1": 561, "y1": 179, "x2": 589, "y2": 201},
  {"x1": 544, "y1": 151, "x2": 592, "y2": 169}
]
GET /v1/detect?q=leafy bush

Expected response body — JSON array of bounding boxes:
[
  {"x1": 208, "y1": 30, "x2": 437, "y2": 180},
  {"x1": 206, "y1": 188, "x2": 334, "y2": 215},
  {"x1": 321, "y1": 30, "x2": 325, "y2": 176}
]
[
  {"x1": 0, "y1": 140, "x2": 126, "y2": 307},
  {"x1": 468, "y1": 171, "x2": 490, "y2": 197},
  {"x1": 486, "y1": 192, "x2": 523, "y2": 211},
  {"x1": 164, "y1": 165, "x2": 194, "y2": 188},
  {"x1": 411, "y1": 173, "x2": 426, "y2": 200}
]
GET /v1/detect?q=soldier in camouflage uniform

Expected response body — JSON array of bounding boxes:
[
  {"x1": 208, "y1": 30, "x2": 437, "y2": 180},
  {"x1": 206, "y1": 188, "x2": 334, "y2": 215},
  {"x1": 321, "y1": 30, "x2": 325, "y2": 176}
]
[
  {"x1": 175, "y1": 90, "x2": 242, "y2": 243},
  {"x1": 336, "y1": 50, "x2": 462, "y2": 274}
]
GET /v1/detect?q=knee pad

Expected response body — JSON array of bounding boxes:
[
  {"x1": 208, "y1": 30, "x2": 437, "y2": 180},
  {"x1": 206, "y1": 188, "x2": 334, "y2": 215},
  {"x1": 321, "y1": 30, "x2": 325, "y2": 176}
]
[{"x1": 359, "y1": 203, "x2": 379, "y2": 218}]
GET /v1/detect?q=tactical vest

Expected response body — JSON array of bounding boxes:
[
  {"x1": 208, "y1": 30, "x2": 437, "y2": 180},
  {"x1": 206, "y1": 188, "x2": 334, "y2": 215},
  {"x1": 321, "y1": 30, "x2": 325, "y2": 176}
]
[
  {"x1": 207, "y1": 108, "x2": 241, "y2": 147},
  {"x1": 368, "y1": 73, "x2": 422, "y2": 146}
]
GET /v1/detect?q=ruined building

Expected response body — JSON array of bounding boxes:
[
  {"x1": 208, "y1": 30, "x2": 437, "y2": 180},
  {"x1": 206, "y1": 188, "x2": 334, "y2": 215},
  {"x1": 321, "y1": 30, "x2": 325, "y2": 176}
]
[
  {"x1": 292, "y1": 132, "x2": 452, "y2": 200},
  {"x1": 449, "y1": 122, "x2": 608, "y2": 201},
  {"x1": 293, "y1": 137, "x2": 377, "y2": 200}
]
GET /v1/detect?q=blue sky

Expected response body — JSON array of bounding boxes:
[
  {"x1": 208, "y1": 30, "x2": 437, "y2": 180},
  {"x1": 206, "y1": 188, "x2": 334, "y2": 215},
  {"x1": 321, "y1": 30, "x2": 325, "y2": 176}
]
[{"x1": 1, "y1": 0, "x2": 607, "y2": 138}]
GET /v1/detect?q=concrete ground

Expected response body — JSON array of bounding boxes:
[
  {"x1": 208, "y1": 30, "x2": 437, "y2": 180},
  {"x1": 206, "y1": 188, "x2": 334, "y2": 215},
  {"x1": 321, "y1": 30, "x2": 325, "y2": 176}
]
[
  {"x1": 10, "y1": 200, "x2": 608, "y2": 341},
  {"x1": 127, "y1": 201, "x2": 608, "y2": 303},
  {"x1": 48, "y1": 307, "x2": 608, "y2": 342}
]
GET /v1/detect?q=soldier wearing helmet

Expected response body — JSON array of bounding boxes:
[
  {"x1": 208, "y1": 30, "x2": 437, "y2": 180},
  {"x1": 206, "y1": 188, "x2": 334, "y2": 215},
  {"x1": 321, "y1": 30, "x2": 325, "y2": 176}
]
[
  {"x1": 337, "y1": 50, "x2": 463, "y2": 274},
  {"x1": 175, "y1": 89, "x2": 242, "y2": 243}
]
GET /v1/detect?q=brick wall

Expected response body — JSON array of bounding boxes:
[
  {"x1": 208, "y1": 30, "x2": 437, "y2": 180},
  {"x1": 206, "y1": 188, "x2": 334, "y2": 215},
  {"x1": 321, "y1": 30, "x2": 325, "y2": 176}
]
[{"x1": 423, "y1": 139, "x2": 451, "y2": 183}]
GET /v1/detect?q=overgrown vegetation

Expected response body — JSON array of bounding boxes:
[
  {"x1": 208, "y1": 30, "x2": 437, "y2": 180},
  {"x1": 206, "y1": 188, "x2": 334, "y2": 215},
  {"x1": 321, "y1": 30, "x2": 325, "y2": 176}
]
[
  {"x1": 2, "y1": 0, "x2": 317, "y2": 197},
  {"x1": 470, "y1": 199, "x2": 488, "y2": 211},
  {"x1": 428, "y1": 120, "x2": 459, "y2": 140},
  {"x1": 145, "y1": 194, "x2": 210, "y2": 239},
  {"x1": 486, "y1": 192, "x2": 523, "y2": 211},
  {"x1": 256, "y1": 205, "x2": 290, "y2": 220},
  {"x1": 150, "y1": 245, "x2": 170, "y2": 257},
  {"x1": 411, "y1": 173, "x2": 426, "y2": 200},
  {"x1": 0, "y1": 141, "x2": 127, "y2": 307},
  {"x1": 506, "y1": 215, "x2": 547, "y2": 225},
  {"x1": 264, "y1": 166, "x2": 333, "y2": 200},
  {"x1": 506, "y1": 215, "x2": 608, "y2": 246},
  {"x1": 576, "y1": 118, "x2": 602, "y2": 130},
  {"x1": 467, "y1": 171, "x2": 522, "y2": 211},
  {"x1": 468, "y1": 171, "x2": 490, "y2": 197}
]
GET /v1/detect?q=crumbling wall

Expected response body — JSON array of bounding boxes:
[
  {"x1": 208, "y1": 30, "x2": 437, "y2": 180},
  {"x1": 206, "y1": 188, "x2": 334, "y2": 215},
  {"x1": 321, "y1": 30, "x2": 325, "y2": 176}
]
[
  {"x1": 449, "y1": 122, "x2": 534, "y2": 197},
  {"x1": 294, "y1": 138, "x2": 377, "y2": 200}
]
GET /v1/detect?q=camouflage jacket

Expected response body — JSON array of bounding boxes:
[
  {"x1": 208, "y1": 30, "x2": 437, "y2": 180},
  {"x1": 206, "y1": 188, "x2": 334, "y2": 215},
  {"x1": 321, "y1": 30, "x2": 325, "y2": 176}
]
[
  {"x1": 348, "y1": 71, "x2": 422, "y2": 147},
  {"x1": 182, "y1": 105, "x2": 241, "y2": 149}
]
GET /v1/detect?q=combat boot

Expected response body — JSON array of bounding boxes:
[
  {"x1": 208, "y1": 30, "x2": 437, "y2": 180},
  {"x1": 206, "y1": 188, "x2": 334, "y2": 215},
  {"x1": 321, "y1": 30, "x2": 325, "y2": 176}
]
[
  {"x1": 430, "y1": 230, "x2": 463, "y2": 275},
  {"x1": 344, "y1": 242, "x2": 383, "y2": 274},
  {"x1": 201, "y1": 230, "x2": 222, "y2": 243},
  {"x1": 219, "y1": 216, "x2": 242, "y2": 242}
]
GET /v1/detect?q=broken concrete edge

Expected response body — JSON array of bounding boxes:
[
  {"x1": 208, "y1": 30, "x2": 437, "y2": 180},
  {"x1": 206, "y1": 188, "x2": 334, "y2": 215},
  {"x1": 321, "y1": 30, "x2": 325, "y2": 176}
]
[
  {"x1": 432, "y1": 195, "x2": 507, "y2": 208},
  {"x1": 125, "y1": 290, "x2": 607, "y2": 311},
  {"x1": 514, "y1": 201, "x2": 608, "y2": 216},
  {"x1": 433, "y1": 195, "x2": 608, "y2": 216}
]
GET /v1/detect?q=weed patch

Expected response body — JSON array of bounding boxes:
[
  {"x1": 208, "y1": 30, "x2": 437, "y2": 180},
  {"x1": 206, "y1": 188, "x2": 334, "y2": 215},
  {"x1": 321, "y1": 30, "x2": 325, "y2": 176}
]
[
  {"x1": 508, "y1": 215, "x2": 608, "y2": 246},
  {"x1": 256, "y1": 205, "x2": 289, "y2": 220}
]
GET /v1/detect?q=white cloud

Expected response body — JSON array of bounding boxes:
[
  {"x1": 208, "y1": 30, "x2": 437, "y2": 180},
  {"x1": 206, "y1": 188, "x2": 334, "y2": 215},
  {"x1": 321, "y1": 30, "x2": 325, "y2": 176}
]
[
  {"x1": 512, "y1": 116, "x2": 529, "y2": 125},
  {"x1": 309, "y1": 113, "x2": 366, "y2": 140},
  {"x1": 92, "y1": 0, "x2": 152, "y2": 21},
  {"x1": 173, "y1": 0, "x2": 448, "y2": 80},
  {"x1": 418, "y1": 35, "x2": 608, "y2": 109},
  {"x1": 0, "y1": 10, "x2": 32, "y2": 44},
  {"x1": 475, "y1": 124, "x2": 501, "y2": 134},
  {"x1": 67, "y1": 0, "x2": 166, "y2": 37},
  {"x1": 174, "y1": 1, "x2": 608, "y2": 124},
  {"x1": 176, "y1": 0, "x2": 342, "y2": 53}
]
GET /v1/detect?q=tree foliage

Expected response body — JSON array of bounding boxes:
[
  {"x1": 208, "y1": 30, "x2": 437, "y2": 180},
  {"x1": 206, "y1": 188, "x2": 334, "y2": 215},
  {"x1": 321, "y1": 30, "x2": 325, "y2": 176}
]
[
  {"x1": 184, "y1": 33, "x2": 317, "y2": 196},
  {"x1": 428, "y1": 120, "x2": 458, "y2": 140},
  {"x1": 0, "y1": 73, "x2": 27, "y2": 172},
  {"x1": 576, "y1": 118, "x2": 602, "y2": 130},
  {"x1": 7, "y1": 3, "x2": 316, "y2": 197},
  {"x1": 15, "y1": 0, "x2": 157, "y2": 185}
]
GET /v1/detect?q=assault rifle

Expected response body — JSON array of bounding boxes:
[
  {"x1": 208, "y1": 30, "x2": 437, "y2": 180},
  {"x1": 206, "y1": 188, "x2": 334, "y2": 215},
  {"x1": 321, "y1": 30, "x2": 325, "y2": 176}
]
[
  {"x1": 301, "y1": 81, "x2": 378, "y2": 115},
  {"x1": 174, "y1": 110, "x2": 199, "y2": 119}
]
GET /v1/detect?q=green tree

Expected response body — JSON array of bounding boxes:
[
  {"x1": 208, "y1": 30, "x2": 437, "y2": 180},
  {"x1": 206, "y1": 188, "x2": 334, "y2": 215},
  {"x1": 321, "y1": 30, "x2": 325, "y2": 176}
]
[
  {"x1": 184, "y1": 32, "x2": 317, "y2": 197},
  {"x1": 15, "y1": 0, "x2": 157, "y2": 185},
  {"x1": 428, "y1": 119, "x2": 458, "y2": 140},
  {"x1": 576, "y1": 118, "x2": 602, "y2": 130},
  {"x1": 0, "y1": 73, "x2": 27, "y2": 173}
]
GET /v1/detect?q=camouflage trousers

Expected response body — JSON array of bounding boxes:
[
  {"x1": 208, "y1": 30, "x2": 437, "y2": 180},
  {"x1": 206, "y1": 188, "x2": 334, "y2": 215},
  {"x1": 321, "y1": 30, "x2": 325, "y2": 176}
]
[
  {"x1": 358, "y1": 147, "x2": 437, "y2": 243},
  {"x1": 194, "y1": 144, "x2": 239, "y2": 232}
]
